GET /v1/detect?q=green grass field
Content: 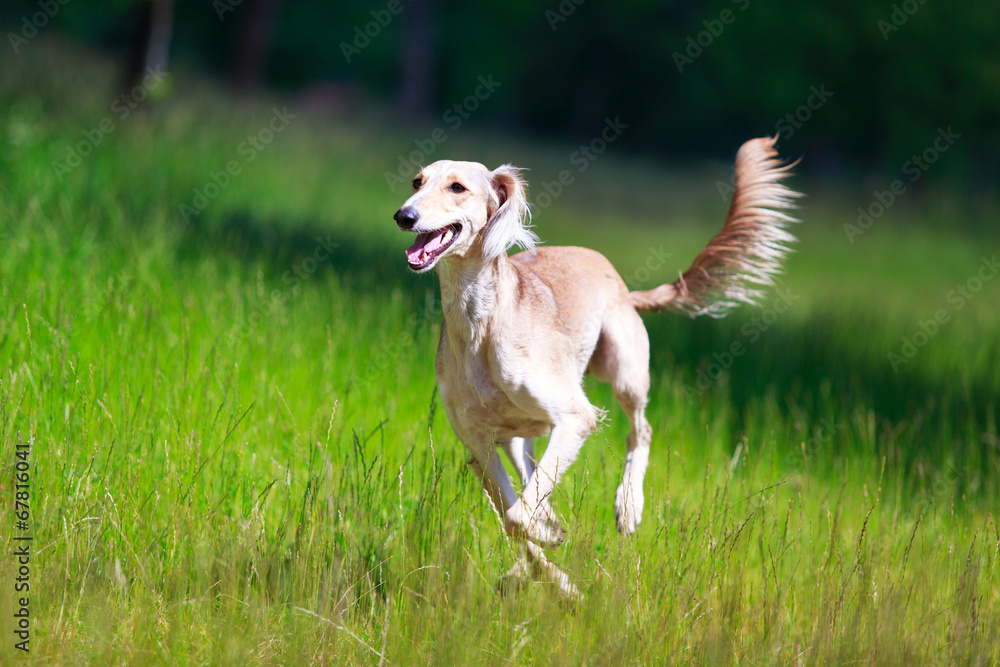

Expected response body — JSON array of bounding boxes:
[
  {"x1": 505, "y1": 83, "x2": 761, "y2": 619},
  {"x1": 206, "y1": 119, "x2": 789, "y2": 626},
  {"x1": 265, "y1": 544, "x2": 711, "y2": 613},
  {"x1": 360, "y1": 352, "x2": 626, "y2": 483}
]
[{"x1": 2, "y1": 41, "x2": 998, "y2": 664}]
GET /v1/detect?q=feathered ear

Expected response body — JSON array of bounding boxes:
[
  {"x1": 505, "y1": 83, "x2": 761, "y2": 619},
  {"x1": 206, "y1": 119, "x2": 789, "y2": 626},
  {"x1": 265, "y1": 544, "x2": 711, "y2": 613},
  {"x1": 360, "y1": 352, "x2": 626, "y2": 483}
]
[{"x1": 484, "y1": 164, "x2": 538, "y2": 261}]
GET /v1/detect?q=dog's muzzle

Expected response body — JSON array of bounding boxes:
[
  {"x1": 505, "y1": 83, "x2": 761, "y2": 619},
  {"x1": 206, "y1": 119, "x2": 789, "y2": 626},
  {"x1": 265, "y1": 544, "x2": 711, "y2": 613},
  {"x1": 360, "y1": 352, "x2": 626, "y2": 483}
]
[{"x1": 394, "y1": 207, "x2": 419, "y2": 231}]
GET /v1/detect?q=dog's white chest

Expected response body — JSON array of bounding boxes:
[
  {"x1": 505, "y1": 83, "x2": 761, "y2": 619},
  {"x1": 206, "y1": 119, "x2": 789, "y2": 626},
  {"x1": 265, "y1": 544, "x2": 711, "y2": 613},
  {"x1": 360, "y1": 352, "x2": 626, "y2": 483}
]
[{"x1": 436, "y1": 327, "x2": 551, "y2": 441}]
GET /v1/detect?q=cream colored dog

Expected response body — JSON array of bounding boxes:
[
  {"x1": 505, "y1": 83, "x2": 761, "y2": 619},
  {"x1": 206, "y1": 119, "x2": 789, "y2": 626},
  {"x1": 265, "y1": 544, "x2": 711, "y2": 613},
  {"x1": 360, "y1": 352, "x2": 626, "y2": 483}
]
[{"x1": 394, "y1": 136, "x2": 799, "y2": 593}]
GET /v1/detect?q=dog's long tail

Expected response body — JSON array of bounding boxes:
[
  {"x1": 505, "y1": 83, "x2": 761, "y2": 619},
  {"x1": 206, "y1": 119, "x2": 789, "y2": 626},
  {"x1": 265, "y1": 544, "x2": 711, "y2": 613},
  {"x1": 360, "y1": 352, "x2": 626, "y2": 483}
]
[{"x1": 629, "y1": 136, "x2": 801, "y2": 317}]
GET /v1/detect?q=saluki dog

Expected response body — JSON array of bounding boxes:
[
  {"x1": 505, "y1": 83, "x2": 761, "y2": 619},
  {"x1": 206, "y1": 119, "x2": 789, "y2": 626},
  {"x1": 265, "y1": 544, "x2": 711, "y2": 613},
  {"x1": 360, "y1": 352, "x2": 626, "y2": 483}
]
[{"x1": 394, "y1": 136, "x2": 799, "y2": 596}]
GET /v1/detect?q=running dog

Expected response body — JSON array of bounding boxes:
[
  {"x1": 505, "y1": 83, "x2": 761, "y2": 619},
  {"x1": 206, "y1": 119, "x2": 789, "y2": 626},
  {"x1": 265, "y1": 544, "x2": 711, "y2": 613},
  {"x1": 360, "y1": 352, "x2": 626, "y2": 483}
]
[{"x1": 394, "y1": 136, "x2": 799, "y2": 594}]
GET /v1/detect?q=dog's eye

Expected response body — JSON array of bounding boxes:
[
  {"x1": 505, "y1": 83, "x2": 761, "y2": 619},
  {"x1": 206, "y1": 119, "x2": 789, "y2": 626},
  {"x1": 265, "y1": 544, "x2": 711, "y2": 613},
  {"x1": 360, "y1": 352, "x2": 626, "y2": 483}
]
[
  {"x1": 449, "y1": 182, "x2": 466, "y2": 193},
  {"x1": 412, "y1": 177, "x2": 422, "y2": 190}
]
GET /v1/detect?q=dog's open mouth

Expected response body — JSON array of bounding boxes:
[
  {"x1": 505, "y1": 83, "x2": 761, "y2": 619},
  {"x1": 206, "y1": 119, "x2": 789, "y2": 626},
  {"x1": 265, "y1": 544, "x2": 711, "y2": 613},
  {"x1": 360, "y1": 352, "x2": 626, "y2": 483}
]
[{"x1": 405, "y1": 223, "x2": 462, "y2": 270}]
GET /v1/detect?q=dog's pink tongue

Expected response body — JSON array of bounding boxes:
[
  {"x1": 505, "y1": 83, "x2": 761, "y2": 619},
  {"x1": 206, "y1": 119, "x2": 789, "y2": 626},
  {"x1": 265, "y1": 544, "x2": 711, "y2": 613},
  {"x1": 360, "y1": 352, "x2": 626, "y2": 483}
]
[
  {"x1": 405, "y1": 237, "x2": 423, "y2": 263},
  {"x1": 406, "y1": 230, "x2": 447, "y2": 265}
]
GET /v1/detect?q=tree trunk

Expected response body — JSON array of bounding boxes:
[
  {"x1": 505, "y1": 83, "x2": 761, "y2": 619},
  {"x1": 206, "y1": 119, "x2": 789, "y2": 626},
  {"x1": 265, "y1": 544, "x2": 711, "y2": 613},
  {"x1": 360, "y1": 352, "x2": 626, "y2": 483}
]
[
  {"x1": 229, "y1": 0, "x2": 283, "y2": 96},
  {"x1": 123, "y1": 0, "x2": 174, "y2": 93},
  {"x1": 397, "y1": 0, "x2": 436, "y2": 119}
]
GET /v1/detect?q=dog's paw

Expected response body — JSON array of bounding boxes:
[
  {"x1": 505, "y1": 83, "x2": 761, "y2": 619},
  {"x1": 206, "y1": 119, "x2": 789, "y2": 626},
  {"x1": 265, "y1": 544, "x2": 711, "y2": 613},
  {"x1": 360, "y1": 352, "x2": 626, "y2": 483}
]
[
  {"x1": 495, "y1": 555, "x2": 532, "y2": 597},
  {"x1": 614, "y1": 482, "x2": 644, "y2": 536},
  {"x1": 505, "y1": 499, "x2": 564, "y2": 547}
]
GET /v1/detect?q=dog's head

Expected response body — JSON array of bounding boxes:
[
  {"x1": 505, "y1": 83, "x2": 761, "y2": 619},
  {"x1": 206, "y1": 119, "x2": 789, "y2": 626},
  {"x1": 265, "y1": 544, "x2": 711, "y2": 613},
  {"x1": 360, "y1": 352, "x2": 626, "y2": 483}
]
[{"x1": 393, "y1": 160, "x2": 537, "y2": 272}]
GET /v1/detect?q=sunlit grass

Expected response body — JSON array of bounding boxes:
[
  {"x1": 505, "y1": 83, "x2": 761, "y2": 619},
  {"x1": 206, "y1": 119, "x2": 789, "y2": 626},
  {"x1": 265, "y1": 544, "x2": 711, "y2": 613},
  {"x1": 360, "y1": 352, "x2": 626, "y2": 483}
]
[{"x1": 0, "y1": 39, "x2": 997, "y2": 664}]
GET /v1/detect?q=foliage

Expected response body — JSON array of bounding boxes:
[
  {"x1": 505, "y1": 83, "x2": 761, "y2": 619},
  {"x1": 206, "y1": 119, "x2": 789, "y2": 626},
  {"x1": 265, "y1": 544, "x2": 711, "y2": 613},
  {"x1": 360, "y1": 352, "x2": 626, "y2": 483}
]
[{"x1": 3, "y1": 0, "x2": 999, "y2": 175}]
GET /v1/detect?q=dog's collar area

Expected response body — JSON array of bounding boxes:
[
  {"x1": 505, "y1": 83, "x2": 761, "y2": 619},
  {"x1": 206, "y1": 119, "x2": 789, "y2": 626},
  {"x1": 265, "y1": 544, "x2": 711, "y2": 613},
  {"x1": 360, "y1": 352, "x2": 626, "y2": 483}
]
[{"x1": 406, "y1": 223, "x2": 462, "y2": 270}]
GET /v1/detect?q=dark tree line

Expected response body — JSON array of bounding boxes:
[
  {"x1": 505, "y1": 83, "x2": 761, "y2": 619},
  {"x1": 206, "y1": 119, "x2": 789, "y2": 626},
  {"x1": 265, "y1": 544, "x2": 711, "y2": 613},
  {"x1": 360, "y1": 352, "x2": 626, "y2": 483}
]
[{"x1": 7, "y1": 0, "x2": 999, "y2": 179}]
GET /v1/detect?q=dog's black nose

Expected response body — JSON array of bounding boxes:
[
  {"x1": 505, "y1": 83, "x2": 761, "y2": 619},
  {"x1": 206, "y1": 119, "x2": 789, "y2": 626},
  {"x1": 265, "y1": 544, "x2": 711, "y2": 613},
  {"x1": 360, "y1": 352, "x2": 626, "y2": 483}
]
[{"x1": 394, "y1": 207, "x2": 419, "y2": 230}]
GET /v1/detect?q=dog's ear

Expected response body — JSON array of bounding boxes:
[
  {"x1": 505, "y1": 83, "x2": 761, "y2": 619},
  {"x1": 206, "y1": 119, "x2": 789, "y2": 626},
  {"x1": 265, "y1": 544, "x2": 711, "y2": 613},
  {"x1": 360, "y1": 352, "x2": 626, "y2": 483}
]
[{"x1": 484, "y1": 164, "x2": 538, "y2": 261}]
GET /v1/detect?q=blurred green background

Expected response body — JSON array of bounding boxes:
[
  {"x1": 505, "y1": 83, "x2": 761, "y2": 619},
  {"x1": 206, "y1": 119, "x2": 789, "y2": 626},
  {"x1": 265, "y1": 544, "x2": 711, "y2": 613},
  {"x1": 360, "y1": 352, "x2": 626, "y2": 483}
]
[{"x1": 5, "y1": 0, "x2": 999, "y2": 179}]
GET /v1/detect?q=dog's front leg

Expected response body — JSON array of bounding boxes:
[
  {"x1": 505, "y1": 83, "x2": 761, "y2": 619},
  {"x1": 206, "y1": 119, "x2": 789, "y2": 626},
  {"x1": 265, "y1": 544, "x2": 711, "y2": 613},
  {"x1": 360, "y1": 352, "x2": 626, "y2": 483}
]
[
  {"x1": 500, "y1": 437, "x2": 536, "y2": 489},
  {"x1": 505, "y1": 409, "x2": 596, "y2": 546},
  {"x1": 468, "y1": 446, "x2": 519, "y2": 524},
  {"x1": 469, "y1": 441, "x2": 581, "y2": 599}
]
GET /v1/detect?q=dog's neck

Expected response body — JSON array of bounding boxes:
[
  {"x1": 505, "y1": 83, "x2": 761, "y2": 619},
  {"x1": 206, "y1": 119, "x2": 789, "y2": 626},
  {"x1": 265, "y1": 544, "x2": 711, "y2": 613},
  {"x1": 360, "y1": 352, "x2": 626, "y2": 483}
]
[{"x1": 437, "y1": 253, "x2": 518, "y2": 348}]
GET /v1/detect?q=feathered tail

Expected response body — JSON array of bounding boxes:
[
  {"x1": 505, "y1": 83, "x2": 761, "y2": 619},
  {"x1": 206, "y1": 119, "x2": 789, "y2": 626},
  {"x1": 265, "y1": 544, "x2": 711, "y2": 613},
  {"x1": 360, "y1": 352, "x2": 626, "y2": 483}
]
[{"x1": 629, "y1": 136, "x2": 801, "y2": 317}]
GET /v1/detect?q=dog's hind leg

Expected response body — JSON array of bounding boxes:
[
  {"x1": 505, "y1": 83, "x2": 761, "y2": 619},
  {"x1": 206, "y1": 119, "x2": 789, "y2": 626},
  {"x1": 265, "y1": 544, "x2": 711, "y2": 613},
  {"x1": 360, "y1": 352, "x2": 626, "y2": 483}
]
[
  {"x1": 613, "y1": 388, "x2": 652, "y2": 536},
  {"x1": 591, "y1": 307, "x2": 653, "y2": 535}
]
